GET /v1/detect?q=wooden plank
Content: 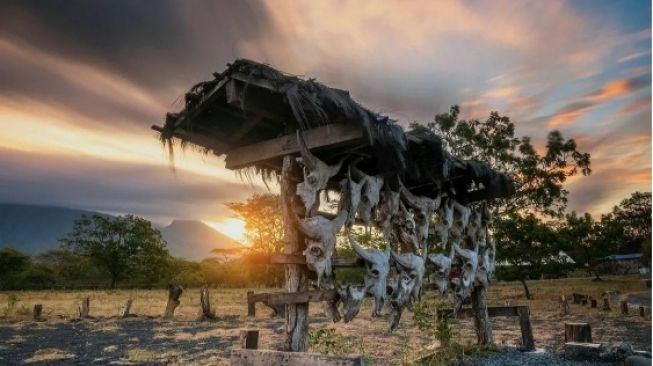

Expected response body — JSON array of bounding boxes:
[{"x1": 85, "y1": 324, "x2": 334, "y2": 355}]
[
  {"x1": 230, "y1": 349, "x2": 364, "y2": 366},
  {"x1": 151, "y1": 125, "x2": 230, "y2": 155},
  {"x1": 518, "y1": 306, "x2": 535, "y2": 351},
  {"x1": 174, "y1": 76, "x2": 231, "y2": 129},
  {"x1": 247, "y1": 291, "x2": 256, "y2": 317},
  {"x1": 230, "y1": 72, "x2": 279, "y2": 92},
  {"x1": 242, "y1": 253, "x2": 364, "y2": 267},
  {"x1": 249, "y1": 290, "x2": 337, "y2": 306},
  {"x1": 225, "y1": 123, "x2": 364, "y2": 170}
]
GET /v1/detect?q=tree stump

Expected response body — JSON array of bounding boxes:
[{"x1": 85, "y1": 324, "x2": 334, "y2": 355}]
[
  {"x1": 240, "y1": 330, "x2": 259, "y2": 349},
  {"x1": 280, "y1": 156, "x2": 309, "y2": 352},
  {"x1": 565, "y1": 322, "x2": 592, "y2": 343},
  {"x1": 620, "y1": 300, "x2": 629, "y2": 315},
  {"x1": 198, "y1": 285, "x2": 215, "y2": 320},
  {"x1": 518, "y1": 306, "x2": 535, "y2": 351},
  {"x1": 164, "y1": 284, "x2": 183, "y2": 318},
  {"x1": 572, "y1": 293, "x2": 583, "y2": 304},
  {"x1": 639, "y1": 306, "x2": 645, "y2": 317},
  {"x1": 120, "y1": 299, "x2": 133, "y2": 318},
  {"x1": 471, "y1": 285, "x2": 493, "y2": 345},
  {"x1": 602, "y1": 298, "x2": 611, "y2": 311},
  {"x1": 33, "y1": 304, "x2": 43, "y2": 321},
  {"x1": 78, "y1": 297, "x2": 90, "y2": 318},
  {"x1": 559, "y1": 295, "x2": 570, "y2": 315},
  {"x1": 247, "y1": 291, "x2": 256, "y2": 317},
  {"x1": 590, "y1": 298, "x2": 597, "y2": 308}
]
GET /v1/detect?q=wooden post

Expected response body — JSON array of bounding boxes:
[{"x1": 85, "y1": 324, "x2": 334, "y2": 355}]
[
  {"x1": 565, "y1": 322, "x2": 592, "y2": 343},
  {"x1": 33, "y1": 304, "x2": 43, "y2": 321},
  {"x1": 240, "y1": 330, "x2": 259, "y2": 349},
  {"x1": 639, "y1": 306, "x2": 645, "y2": 317},
  {"x1": 590, "y1": 298, "x2": 597, "y2": 308},
  {"x1": 471, "y1": 285, "x2": 493, "y2": 345},
  {"x1": 572, "y1": 293, "x2": 583, "y2": 304},
  {"x1": 164, "y1": 284, "x2": 183, "y2": 318},
  {"x1": 620, "y1": 300, "x2": 629, "y2": 315},
  {"x1": 120, "y1": 299, "x2": 132, "y2": 318},
  {"x1": 79, "y1": 297, "x2": 90, "y2": 318},
  {"x1": 281, "y1": 156, "x2": 309, "y2": 352},
  {"x1": 560, "y1": 295, "x2": 570, "y2": 315},
  {"x1": 198, "y1": 285, "x2": 215, "y2": 320},
  {"x1": 602, "y1": 298, "x2": 610, "y2": 311},
  {"x1": 247, "y1": 291, "x2": 256, "y2": 317},
  {"x1": 517, "y1": 306, "x2": 535, "y2": 351}
]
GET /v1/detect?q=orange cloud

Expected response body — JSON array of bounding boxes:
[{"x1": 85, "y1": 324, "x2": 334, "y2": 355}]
[
  {"x1": 587, "y1": 79, "x2": 632, "y2": 101},
  {"x1": 483, "y1": 86, "x2": 516, "y2": 98}
]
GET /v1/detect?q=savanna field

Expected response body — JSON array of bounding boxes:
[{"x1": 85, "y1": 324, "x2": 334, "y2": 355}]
[{"x1": 0, "y1": 275, "x2": 650, "y2": 365}]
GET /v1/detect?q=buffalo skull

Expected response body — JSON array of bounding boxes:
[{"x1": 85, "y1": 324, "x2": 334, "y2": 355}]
[
  {"x1": 348, "y1": 233, "x2": 390, "y2": 317},
  {"x1": 337, "y1": 284, "x2": 367, "y2": 323},
  {"x1": 295, "y1": 131, "x2": 343, "y2": 212},
  {"x1": 350, "y1": 163, "x2": 384, "y2": 226},
  {"x1": 400, "y1": 183, "x2": 441, "y2": 249},
  {"x1": 427, "y1": 244, "x2": 455, "y2": 296}
]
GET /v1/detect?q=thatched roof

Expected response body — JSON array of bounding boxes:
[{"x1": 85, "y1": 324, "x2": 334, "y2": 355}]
[{"x1": 153, "y1": 59, "x2": 514, "y2": 203}]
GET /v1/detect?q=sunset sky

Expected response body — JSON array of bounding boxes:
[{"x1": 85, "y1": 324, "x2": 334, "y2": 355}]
[{"x1": 0, "y1": 1, "x2": 650, "y2": 242}]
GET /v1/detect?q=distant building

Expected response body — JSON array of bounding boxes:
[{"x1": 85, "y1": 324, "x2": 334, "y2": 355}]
[{"x1": 597, "y1": 253, "x2": 643, "y2": 275}]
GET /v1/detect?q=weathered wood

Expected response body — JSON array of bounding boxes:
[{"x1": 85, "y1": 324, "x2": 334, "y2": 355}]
[
  {"x1": 120, "y1": 299, "x2": 132, "y2": 318},
  {"x1": 242, "y1": 253, "x2": 364, "y2": 267},
  {"x1": 517, "y1": 306, "x2": 535, "y2": 351},
  {"x1": 621, "y1": 300, "x2": 629, "y2": 315},
  {"x1": 78, "y1": 297, "x2": 90, "y2": 318},
  {"x1": 230, "y1": 349, "x2": 364, "y2": 366},
  {"x1": 564, "y1": 342, "x2": 601, "y2": 360},
  {"x1": 198, "y1": 286, "x2": 215, "y2": 320},
  {"x1": 639, "y1": 306, "x2": 645, "y2": 317},
  {"x1": 33, "y1": 304, "x2": 43, "y2": 321},
  {"x1": 164, "y1": 284, "x2": 183, "y2": 318},
  {"x1": 471, "y1": 285, "x2": 493, "y2": 345},
  {"x1": 590, "y1": 298, "x2": 597, "y2": 308},
  {"x1": 225, "y1": 124, "x2": 364, "y2": 170},
  {"x1": 281, "y1": 156, "x2": 309, "y2": 352},
  {"x1": 565, "y1": 322, "x2": 592, "y2": 343},
  {"x1": 247, "y1": 291, "x2": 256, "y2": 317},
  {"x1": 560, "y1": 295, "x2": 570, "y2": 315},
  {"x1": 239, "y1": 330, "x2": 259, "y2": 350},
  {"x1": 249, "y1": 290, "x2": 338, "y2": 306},
  {"x1": 602, "y1": 298, "x2": 611, "y2": 311},
  {"x1": 572, "y1": 293, "x2": 585, "y2": 304},
  {"x1": 151, "y1": 125, "x2": 230, "y2": 155}
]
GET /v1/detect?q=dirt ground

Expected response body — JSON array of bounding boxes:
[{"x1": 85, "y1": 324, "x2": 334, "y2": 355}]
[{"x1": 0, "y1": 275, "x2": 650, "y2": 365}]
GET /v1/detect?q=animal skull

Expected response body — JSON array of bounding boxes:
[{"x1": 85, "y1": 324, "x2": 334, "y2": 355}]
[
  {"x1": 390, "y1": 249, "x2": 427, "y2": 305},
  {"x1": 453, "y1": 242, "x2": 479, "y2": 291},
  {"x1": 342, "y1": 166, "x2": 365, "y2": 227},
  {"x1": 377, "y1": 185, "x2": 401, "y2": 241},
  {"x1": 296, "y1": 208, "x2": 348, "y2": 288},
  {"x1": 350, "y1": 163, "x2": 384, "y2": 226},
  {"x1": 348, "y1": 233, "x2": 390, "y2": 317},
  {"x1": 388, "y1": 271, "x2": 413, "y2": 332},
  {"x1": 400, "y1": 183, "x2": 441, "y2": 249},
  {"x1": 337, "y1": 284, "x2": 367, "y2": 323},
  {"x1": 427, "y1": 245, "x2": 455, "y2": 296},
  {"x1": 295, "y1": 131, "x2": 343, "y2": 212},
  {"x1": 392, "y1": 202, "x2": 420, "y2": 252}
]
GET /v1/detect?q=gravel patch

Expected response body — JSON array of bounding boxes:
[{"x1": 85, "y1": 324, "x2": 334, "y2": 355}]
[{"x1": 455, "y1": 348, "x2": 616, "y2": 366}]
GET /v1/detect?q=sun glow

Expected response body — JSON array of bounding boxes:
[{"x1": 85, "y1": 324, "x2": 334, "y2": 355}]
[{"x1": 206, "y1": 218, "x2": 247, "y2": 244}]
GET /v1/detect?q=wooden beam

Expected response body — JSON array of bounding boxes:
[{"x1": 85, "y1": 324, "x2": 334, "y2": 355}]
[
  {"x1": 242, "y1": 253, "x2": 364, "y2": 267},
  {"x1": 230, "y1": 72, "x2": 279, "y2": 92},
  {"x1": 172, "y1": 76, "x2": 232, "y2": 129},
  {"x1": 151, "y1": 125, "x2": 230, "y2": 155},
  {"x1": 249, "y1": 290, "x2": 337, "y2": 306},
  {"x1": 225, "y1": 123, "x2": 365, "y2": 170}
]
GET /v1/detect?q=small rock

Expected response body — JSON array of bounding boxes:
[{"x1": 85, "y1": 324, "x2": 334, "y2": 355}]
[{"x1": 103, "y1": 345, "x2": 118, "y2": 353}]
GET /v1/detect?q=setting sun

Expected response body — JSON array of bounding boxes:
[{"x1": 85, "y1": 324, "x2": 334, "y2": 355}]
[{"x1": 205, "y1": 218, "x2": 247, "y2": 244}]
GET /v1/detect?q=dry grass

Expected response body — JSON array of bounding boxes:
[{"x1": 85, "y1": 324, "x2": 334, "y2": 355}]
[
  {"x1": 23, "y1": 348, "x2": 75, "y2": 363},
  {"x1": 0, "y1": 275, "x2": 650, "y2": 365}
]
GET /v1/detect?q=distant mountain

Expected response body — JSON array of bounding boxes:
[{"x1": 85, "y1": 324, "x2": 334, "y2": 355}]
[
  {"x1": 0, "y1": 203, "x2": 101, "y2": 253},
  {"x1": 0, "y1": 204, "x2": 242, "y2": 260},
  {"x1": 160, "y1": 220, "x2": 243, "y2": 261}
]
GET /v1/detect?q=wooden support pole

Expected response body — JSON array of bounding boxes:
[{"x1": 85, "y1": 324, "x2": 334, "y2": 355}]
[
  {"x1": 79, "y1": 297, "x2": 90, "y2": 318},
  {"x1": 565, "y1": 322, "x2": 592, "y2": 343},
  {"x1": 560, "y1": 295, "x2": 570, "y2": 315},
  {"x1": 517, "y1": 306, "x2": 535, "y2": 351},
  {"x1": 198, "y1": 285, "x2": 215, "y2": 320},
  {"x1": 639, "y1": 306, "x2": 645, "y2": 317},
  {"x1": 247, "y1": 291, "x2": 256, "y2": 317},
  {"x1": 471, "y1": 285, "x2": 493, "y2": 345},
  {"x1": 33, "y1": 304, "x2": 43, "y2": 321},
  {"x1": 281, "y1": 156, "x2": 309, "y2": 352},
  {"x1": 620, "y1": 300, "x2": 629, "y2": 315},
  {"x1": 164, "y1": 284, "x2": 183, "y2": 318},
  {"x1": 240, "y1": 330, "x2": 259, "y2": 350},
  {"x1": 120, "y1": 299, "x2": 132, "y2": 318}
]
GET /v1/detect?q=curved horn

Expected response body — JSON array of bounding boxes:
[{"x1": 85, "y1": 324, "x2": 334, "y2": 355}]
[
  {"x1": 329, "y1": 158, "x2": 345, "y2": 177},
  {"x1": 296, "y1": 130, "x2": 318, "y2": 170},
  {"x1": 453, "y1": 244, "x2": 473, "y2": 260},
  {"x1": 390, "y1": 250, "x2": 413, "y2": 269},
  {"x1": 331, "y1": 207, "x2": 349, "y2": 233},
  {"x1": 349, "y1": 158, "x2": 366, "y2": 181},
  {"x1": 398, "y1": 180, "x2": 421, "y2": 210},
  {"x1": 348, "y1": 233, "x2": 375, "y2": 262},
  {"x1": 297, "y1": 218, "x2": 322, "y2": 240}
]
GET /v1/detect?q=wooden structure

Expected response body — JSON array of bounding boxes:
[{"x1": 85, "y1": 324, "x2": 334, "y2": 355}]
[
  {"x1": 153, "y1": 59, "x2": 515, "y2": 351},
  {"x1": 197, "y1": 286, "x2": 215, "y2": 320},
  {"x1": 78, "y1": 297, "x2": 90, "y2": 318},
  {"x1": 239, "y1": 330, "x2": 259, "y2": 350},
  {"x1": 33, "y1": 304, "x2": 43, "y2": 321},
  {"x1": 120, "y1": 299, "x2": 132, "y2": 318},
  {"x1": 565, "y1": 322, "x2": 592, "y2": 343}
]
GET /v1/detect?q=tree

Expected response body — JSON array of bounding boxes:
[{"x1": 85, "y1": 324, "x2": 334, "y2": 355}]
[
  {"x1": 0, "y1": 247, "x2": 32, "y2": 290},
  {"x1": 415, "y1": 106, "x2": 591, "y2": 297},
  {"x1": 59, "y1": 214, "x2": 170, "y2": 288},
  {"x1": 609, "y1": 192, "x2": 651, "y2": 254},
  {"x1": 494, "y1": 214, "x2": 570, "y2": 299},
  {"x1": 226, "y1": 193, "x2": 284, "y2": 253}
]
